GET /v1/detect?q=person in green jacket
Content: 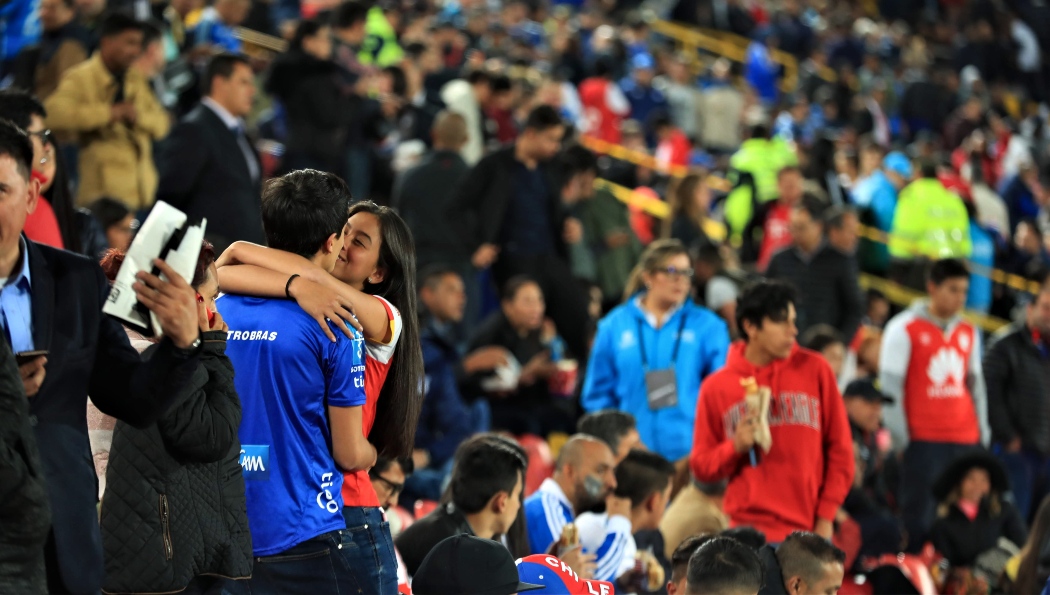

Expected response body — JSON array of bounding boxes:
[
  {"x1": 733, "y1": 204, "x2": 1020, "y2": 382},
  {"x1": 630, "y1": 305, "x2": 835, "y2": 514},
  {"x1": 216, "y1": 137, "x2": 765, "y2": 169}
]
[
  {"x1": 359, "y1": 4, "x2": 403, "y2": 67},
  {"x1": 723, "y1": 124, "x2": 799, "y2": 241},
  {"x1": 888, "y1": 160, "x2": 972, "y2": 289}
]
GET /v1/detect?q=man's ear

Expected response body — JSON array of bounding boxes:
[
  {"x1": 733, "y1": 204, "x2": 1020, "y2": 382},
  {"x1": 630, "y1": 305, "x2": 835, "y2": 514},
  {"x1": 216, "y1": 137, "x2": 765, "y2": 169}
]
[
  {"x1": 490, "y1": 490, "x2": 509, "y2": 514},
  {"x1": 324, "y1": 232, "x2": 339, "y2": 255},
  {"x1": 26, "y1": 176, "x2": 40, "y2": 215},
  {"x1": 786, "y1": 576, "x2": 804, "y2": 595}
]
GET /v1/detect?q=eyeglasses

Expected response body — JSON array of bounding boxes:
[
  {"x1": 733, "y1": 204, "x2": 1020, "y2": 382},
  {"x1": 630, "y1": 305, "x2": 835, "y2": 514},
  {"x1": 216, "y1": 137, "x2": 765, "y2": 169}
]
[
  {"x1": 27, "y1": 129, "x2": 52, "y2": 145},
  {"x1": 652, "y1": 266, "x2": 694, "y2": 279},
  {"x1": 370, "y1": 473, "x2": 404, "y2": 497}
]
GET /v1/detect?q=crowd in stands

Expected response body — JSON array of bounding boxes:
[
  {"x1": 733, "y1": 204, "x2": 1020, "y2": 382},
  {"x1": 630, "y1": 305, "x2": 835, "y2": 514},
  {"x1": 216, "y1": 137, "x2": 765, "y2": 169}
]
[{"x1": 5, "y1": 0, "x2": 1050, "y2": 592}]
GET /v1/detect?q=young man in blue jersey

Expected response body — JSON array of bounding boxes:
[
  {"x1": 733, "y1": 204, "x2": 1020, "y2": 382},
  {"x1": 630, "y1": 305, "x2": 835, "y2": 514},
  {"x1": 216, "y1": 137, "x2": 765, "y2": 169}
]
[
  {"x1": 217, "y1": 170, "x2": 375, "y2": 593},
  {"x1": 523, "y1": 434, "x2": 634, "y2": 583}
]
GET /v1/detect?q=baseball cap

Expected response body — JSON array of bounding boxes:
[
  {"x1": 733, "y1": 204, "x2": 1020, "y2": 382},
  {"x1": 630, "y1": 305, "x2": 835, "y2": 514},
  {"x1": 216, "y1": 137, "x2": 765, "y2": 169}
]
[
  {"x1": 414, "y1": 535, "x2": 544, "y2": 595},
  {"x1": 843, "y1": 377, "x2": 894, "y2": 404},
  {"x1": 631, "y1": 53, "x2": 655, "y2": 71},
  {"x1": 516, "y1": 554, "x2": 616, "y2": 595},
  {"x1": 882, "y1": 151, "x2": 913, "y2": 179}
]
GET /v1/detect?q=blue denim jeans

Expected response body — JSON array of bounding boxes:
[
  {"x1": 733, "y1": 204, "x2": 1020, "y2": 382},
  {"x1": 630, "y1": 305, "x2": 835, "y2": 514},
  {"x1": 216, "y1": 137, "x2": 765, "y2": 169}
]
[
  {"x1": 221, "y1": 529, "x2": 364, "y2": 595},
  {"x1": 899, "y1": 441, "x2": 982, "y2": 552},
  {"x1": 341, "y1": 506, "x2": 398, "y2": 595},
  {"x1": 995, "y1": 447, "x2": 1050, "y2": 521}
]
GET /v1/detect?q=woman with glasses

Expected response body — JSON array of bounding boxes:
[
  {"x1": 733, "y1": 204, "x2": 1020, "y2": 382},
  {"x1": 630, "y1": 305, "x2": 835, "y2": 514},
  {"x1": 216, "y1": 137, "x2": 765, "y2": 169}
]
[{"x1": 581, "y1": 239, "x2": 731, "y2": 465}]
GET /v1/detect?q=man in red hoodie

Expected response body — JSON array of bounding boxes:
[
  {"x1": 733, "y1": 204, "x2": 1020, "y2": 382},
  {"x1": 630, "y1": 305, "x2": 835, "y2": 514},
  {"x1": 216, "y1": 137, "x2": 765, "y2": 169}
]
[{"x1": 690, "y1": 280, "x2": 854, "y2": 543}]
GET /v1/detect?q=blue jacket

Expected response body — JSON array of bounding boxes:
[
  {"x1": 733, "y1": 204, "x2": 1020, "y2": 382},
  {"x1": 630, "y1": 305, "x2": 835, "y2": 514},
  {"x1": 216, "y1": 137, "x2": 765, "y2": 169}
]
[
  {"x1": 0, "y1": 0, "x2": 40, "y2": 64},
  {"x1": 416, "y1": 320, "x2": 474, "y2": 467},
  {"x1": 967, "y1": 224, "x2": 996, "y2": 314},
  {"x1": 745, "y1": 41, "x2": 779, "y2": 104},
  {"x1": 581, "y1": 297, "x2": 730, "y2": 461}
]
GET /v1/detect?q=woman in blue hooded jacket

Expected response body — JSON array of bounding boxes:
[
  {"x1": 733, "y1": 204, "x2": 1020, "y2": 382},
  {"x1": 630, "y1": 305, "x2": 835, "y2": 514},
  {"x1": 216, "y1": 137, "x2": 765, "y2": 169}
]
[{"x1": 582, "y1": 239, "x2": 730, "y2": 463}]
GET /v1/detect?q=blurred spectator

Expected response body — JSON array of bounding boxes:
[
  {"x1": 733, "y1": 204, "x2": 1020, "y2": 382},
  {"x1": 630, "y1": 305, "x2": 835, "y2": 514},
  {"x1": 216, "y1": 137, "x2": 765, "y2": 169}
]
[
  {"x1": 74, "y1": 0, "x2": 106, "y2": 40},
  {"x1": 86, "y1": 196, "x2": 133, "y2": 251},
  {"x1": 965, "y1": 201, "x2": 996, "y2": 314},
  {"x1": 46, "y1": 12, "x2": 170, "y2": 210},
  {"x1": 687, "y1": 536, "x2": 764, "y2": 595},
  {"x1": 264, "y1": 18, "x2": 351, "y2": 175},
  {"x1": 397, "y1": 436, "x2": 528, "y2": 577},
  {"x1": 726, "y1": 126, "x2": 798, "y2": 244},
  {"x1": 620, "y1": 53, "x2": 667, "y2": 135},
  {"x1": 1005, "y1": 496, "x2": 1050, "y2": 594},
  {"x1": 888, "y1": 160, "x2": 972, "y2": 291},
  {"x1": 766, "y1": 194, "x2": 863, "y2": 339},
  {"x1": 577, "y1": 170, "x2": 643, "y2": 311},
  {"x1": 666, "y1": 534, "x2": 716, "y2": 595},
  {"x1": 464, "y1": 277, "x2": 573, "y2": 436},
  {"x1": 452, "y1": 105, "x2": 591, "y2": 360},
  {"x1": 394, "y1": 111, "x2": 470, "y2": 270},
  {"x1": 582, "y1": 239, "x2": 729, "y2": 463},
  {"x1": 0, "y1": 0, "x2": 42, "y2": 76},
  {"x1": 757, "y1": 532, "x2": 846, "y2": 595},
  {"x1": 929, "y1": 452, "x2": 1027, "y2": 568},
  {"x1": 697, "y1": 58, "x2": 745, "y2": 154},
  {"x1": 190, "y1": 0, "x2": 250, "y2": 55},
  {"x1": 156, "y1": 53, "x2": 261, "y2": 252},
  {"x1": 694, "y1": 241, "x2": 739, "y2": 336},
  {"x1": 741, "y1": 165, "x2": 805, "y2": 269},
  {"x1": 440, "y1": 69, "x2": 493, "y2": 166},
  {"x1": 691, "y1": 280, "x2": 854, "y2": 543},
  {"x1": 408, "y1": 265, "x2": 491, "y2": 503},
  {"x1": 854, "y1": 147, "x2": 904, "y2": 274},
  {"x1": 577, "y1": 450, "x2": 675, "y2": 588},
  {"x1": 826, "y1": 206, "x2": 859, "y2": 256},
  {"x1": 1008, "y1": 219, "x2": 1050, "y2": 280},
  {"x1": 359, "y1": 3, "x2": 403, "y2": 68},
  {"x1": 880, "y1": 258, "x2": 989, "y2": 551},
  {"x1": 578, "y1": 410, "x2": 642, "y2": 464},
  {"x1": 413, "y1": 535, "x2": 542, "y2": 595},
  {"x1": 577, "y1": 58, "x2": 627, "y2": 144},
  {"x1": 800, "y1": 325, "x2": 846, "y2": 380},
  {"x1": 9, "y1": 0, "x2": 91, "y2": 100},
  {"x1": 655, "y1": 53, "x2": 701, "y2": 140},
  {"x1": 653, "y1": 112, "x2": 691, "y2": 170},
  {"x1": 745, "y1": 27, "x2": 779, "y2": 106},
  {"x1": 0, "y1": 333, "x2": 49, "y2": 593},
  {"x1": 523, "y1": 434, "x2": 631, "y2": 583},
  {"x1": 160, "y1": 0, "x2": 201, "y2": 59},
  {"x1": 1002, "y1": 162, "x2": 1046, "y2": 233},
  {"x1": 984, "y1": 278, "x2": 1050, "y2": 521}
]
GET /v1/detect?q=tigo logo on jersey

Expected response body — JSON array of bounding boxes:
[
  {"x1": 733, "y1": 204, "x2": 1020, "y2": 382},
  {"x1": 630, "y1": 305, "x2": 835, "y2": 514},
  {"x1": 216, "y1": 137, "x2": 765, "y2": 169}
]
[
  {"x1": 239, "y1": 445, "x2": 270, "y2": 480},
  {"x1": 927, "y1": 347, "x2": 965, "y2": 398}
]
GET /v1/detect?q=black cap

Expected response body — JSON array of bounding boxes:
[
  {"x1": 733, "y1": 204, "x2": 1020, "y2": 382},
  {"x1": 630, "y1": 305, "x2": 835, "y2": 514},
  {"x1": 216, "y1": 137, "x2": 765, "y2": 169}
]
[
  {"x1": 843, "y1": 378, "x2": 894, "y2": 404},
  {"x1": 413, "y1": 535, "x2": 544, "y2": 595}
]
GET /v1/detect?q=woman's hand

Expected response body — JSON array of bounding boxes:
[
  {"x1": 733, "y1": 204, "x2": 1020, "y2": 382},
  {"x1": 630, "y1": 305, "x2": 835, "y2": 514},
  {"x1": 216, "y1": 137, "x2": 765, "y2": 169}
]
[
  {"x1": 287, "y1": 277, "x2": 364, "y2": 342},
  {"x1": 198, "y1": 301, "x2": 228, "y2": 334}
]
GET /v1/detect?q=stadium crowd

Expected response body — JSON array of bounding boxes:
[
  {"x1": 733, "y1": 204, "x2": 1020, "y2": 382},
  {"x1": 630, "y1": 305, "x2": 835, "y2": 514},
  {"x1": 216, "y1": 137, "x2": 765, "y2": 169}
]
[{"x1": 4, "y1": 0, "x2": 1050, "y2": 592}]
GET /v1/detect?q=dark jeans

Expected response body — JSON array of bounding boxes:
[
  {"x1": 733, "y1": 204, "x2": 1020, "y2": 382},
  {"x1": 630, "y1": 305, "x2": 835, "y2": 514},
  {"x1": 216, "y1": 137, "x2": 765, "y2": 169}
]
[
  {"x1": 340, "y1": 506, "x2": 398, "y2": 595},
  {"x1": 899, "y1": 441, "x2": 982, "y2": 551},
  {"x1": 494, "y1": 252, "x2": 591, "y2": 359},
  {"x1": 995, "y1": 447, "x2": 1050, "y2": 522},
  {"x1": 222, "y1": 529, "x2": 366, "y2": 595}
]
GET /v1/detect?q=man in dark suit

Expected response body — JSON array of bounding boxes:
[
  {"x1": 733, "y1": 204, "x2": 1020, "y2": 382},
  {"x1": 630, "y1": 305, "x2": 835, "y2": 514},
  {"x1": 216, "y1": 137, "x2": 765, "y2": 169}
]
[
  {"x1": 156, "y1": 52, "x2": 262, "y2": 253},
  {"x1": 450, "y1": 105, "x2": 590, "y2": 359},
  {"x1": 0, "y1": 120, "x2": 203, "y2": 593}
]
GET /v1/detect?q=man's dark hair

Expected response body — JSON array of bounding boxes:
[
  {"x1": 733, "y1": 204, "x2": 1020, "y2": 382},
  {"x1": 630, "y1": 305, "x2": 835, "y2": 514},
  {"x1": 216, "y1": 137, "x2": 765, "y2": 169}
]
[
  {"x1": 736, "y1": 280, "x2": 798, "y2": 342},
  {"x1": 523, "y1": 105, "x2": 564, "y2": 132},
  {"x1": 686, "y1": 537, "x2": 764, "y2": 595},
  {"x1": 492, "y1": 74, "x2": 513, "y2": 94},
  {"x1": 824, "y1": 205, "x2": 856, "y2": 230},
  {"x1": 98, "y1": 11, "x2": 143, "y2": 39},
  {"x1": 775, "y1": 531, "x2": 846, "y2": 585},
  {"x1": 720, "y1": 527, "x2": 767, "y2": 551},
  {"x1": 373, "y1": 455, "x2": 415, "y2": 477},
  {"x1": 866, "y1": 288, "x2": 887, "y2": 307},
  {"x1": 0, "y1": 89, "x2": 45, "y2": 129},
  {"x1": 449, "y1": 437, "x2": 528, "y2": 513},
  {"x1": 501, "y1": 275, "x2": 540, "y2": 302},
  {"x1": 695, "y1": 240, "x2": 723, "y2": 268},
  {"x1": 555, "y1": 144, "x2": 598, "y2": 191},
  {"x1": 800, "y1": 324, "x2": 843, "y2": 354},
  {"x1": 203, "y1": 52, "x2": 251, "y2": 95},
  {"x1": 613, "y1": 450, "x2": 674, "y2": 507},
  {"x1": 927, "y1": 258, "x2": 970, "y2": 286},
  {"x1": 577, "y1": 410, "x2": 636, "y2": 455},
  {"x1": 0, "y1": 119, "x2": 34, "y2": 181},
  {"x1": 261, "y1": 170, "x2": 351, "y2": 258},
  {"x1": 290, "y1": 17, "x2": 326, "y2": 52},
  {"x1": 750, "y1": 124, "x2": 770, "y2": 139},
  {"x1": 331, "y1": 0, "x2": 369, "y2": 28},
  {"x1": 418, "y1": 264, "x2": 461, "y2": 292},
  {"x1": 671, "y1": 534, "x2": 717, "y2": 583},
  {"x1": 140, "y1": 18, "x2": 163, "y2": 46},
  {"x1": 794, "y1": 193, "x2": 827, "y2": 222},
  {"x1": 778, "y1": 164, "x2": 802, "y2": 179},
  {"x1": 87, "y1": 197, "x2": 132, "y2": 230},
  {"x1": 918, "y1": 158, "x2": 938, "y2": 179},
  {"x1": 466, "y1": 69, "x2": 493, "y2": 87}
]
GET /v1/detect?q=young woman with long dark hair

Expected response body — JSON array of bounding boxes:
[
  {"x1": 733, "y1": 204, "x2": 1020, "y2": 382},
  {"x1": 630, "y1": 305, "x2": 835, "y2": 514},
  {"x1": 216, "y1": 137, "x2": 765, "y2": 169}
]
[{"x1": 217, "y1": 200, "x2": 423, "y2": 594}]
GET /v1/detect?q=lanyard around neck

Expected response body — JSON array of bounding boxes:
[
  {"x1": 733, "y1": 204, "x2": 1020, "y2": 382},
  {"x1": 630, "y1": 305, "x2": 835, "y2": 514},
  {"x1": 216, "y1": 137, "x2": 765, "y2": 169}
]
[{"x1": 637, "y1": 310, "x2": 688, "y2": 370}]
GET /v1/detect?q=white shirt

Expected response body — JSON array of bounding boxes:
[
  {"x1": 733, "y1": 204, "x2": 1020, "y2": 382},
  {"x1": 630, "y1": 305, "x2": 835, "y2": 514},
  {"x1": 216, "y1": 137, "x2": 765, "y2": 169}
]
[
  {"x1": 1012, "y1": 20, "x2": 1042, "y2": 73},
  {"x1": 202, "y1": 96, "x2": 242, "y2": 130}
]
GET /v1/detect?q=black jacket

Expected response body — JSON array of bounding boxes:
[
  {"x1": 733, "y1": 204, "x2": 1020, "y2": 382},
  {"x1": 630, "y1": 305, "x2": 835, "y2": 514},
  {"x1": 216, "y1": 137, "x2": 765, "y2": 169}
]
[
  {"x1": 451, "y1": 145, "x2": 568, "y2": 258},
  {"x1": 156, "y1": 104, "x2": 264, "y2": 252},
  {"x1": 100, "y1": 332, "x2": 251, "y2": 593},
  {"x1": 983, "y1": 324, "x2": 1050, "y2": 456},
  {"x1": 393, "y1": 150, "x2": 471, "y2": 268},
  {"x1": 757, "y1": 545, "x2": 788, "y2": 595},
  {"x1": 26, "y1": 240, "x2": 200, "y2": 593},
  {"x1": 395, "y1": 503, "x2": 476, "y2": 577},
  {"x1": 765, "y1": 244, "x2": 863, "y2": 340},
  {"x1": 0, "y1": 338, "x2": 50, "y2": 594},
  {"x1": 264, "y1": 50, "x2": 353, "y2": 172},
  {"x1": 929, "y1": 499, "x2": 1027, "y2": 567}
]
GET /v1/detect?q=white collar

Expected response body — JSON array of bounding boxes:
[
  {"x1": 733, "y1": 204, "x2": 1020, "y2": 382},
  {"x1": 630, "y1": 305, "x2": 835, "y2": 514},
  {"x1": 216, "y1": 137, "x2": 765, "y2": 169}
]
[
  {"x1": 202, "y1": 97, "x2": 243, "y2": 131},
  {"x1": 537, "y1": 478, "x2": 574, "y2": 514}
]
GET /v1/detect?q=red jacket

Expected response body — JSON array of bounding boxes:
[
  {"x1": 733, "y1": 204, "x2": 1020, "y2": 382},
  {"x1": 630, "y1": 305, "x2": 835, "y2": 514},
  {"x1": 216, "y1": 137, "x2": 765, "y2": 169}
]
[{"x1": 690, "y1": 341, "x2": 855, "y2": 542}]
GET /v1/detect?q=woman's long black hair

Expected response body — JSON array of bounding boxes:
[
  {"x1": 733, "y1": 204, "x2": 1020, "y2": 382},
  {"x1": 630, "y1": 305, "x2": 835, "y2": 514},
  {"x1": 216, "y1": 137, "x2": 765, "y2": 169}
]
[{"x1": 349, "y1": 201, "x2": 423, "y2": 459}]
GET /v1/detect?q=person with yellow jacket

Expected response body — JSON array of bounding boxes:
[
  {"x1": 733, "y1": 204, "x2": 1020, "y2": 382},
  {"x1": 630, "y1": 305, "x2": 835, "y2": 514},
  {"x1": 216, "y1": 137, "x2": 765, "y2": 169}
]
[
  {"x1": 888, "y1": 159, "x2": 972, "y2": 289},
  {"x1": 723, "y1": 124, "x2": 798, "y2": 242},
  {"x1": 45, "y1": 13, "x2": 170, "y2": 210}
]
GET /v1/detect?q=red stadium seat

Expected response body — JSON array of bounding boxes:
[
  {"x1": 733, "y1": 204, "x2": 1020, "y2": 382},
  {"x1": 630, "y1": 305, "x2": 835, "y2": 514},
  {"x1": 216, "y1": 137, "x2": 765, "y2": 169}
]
[
  {"x1": 413, "y1": 499, "x2": 438, "y2": 520},
  {"x1": 518, "y1": 434, "x2": 554, "y2": 497}
]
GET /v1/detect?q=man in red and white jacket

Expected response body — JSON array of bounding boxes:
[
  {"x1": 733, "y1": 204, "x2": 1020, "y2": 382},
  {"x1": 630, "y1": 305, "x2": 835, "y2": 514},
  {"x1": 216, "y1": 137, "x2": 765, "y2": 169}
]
[
  {"x1": 690, "y1": 280, "x2": 854, "y2": 543},
  {"x1": 879, "y1": 258, "x2": 989, "y2": 551}
]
